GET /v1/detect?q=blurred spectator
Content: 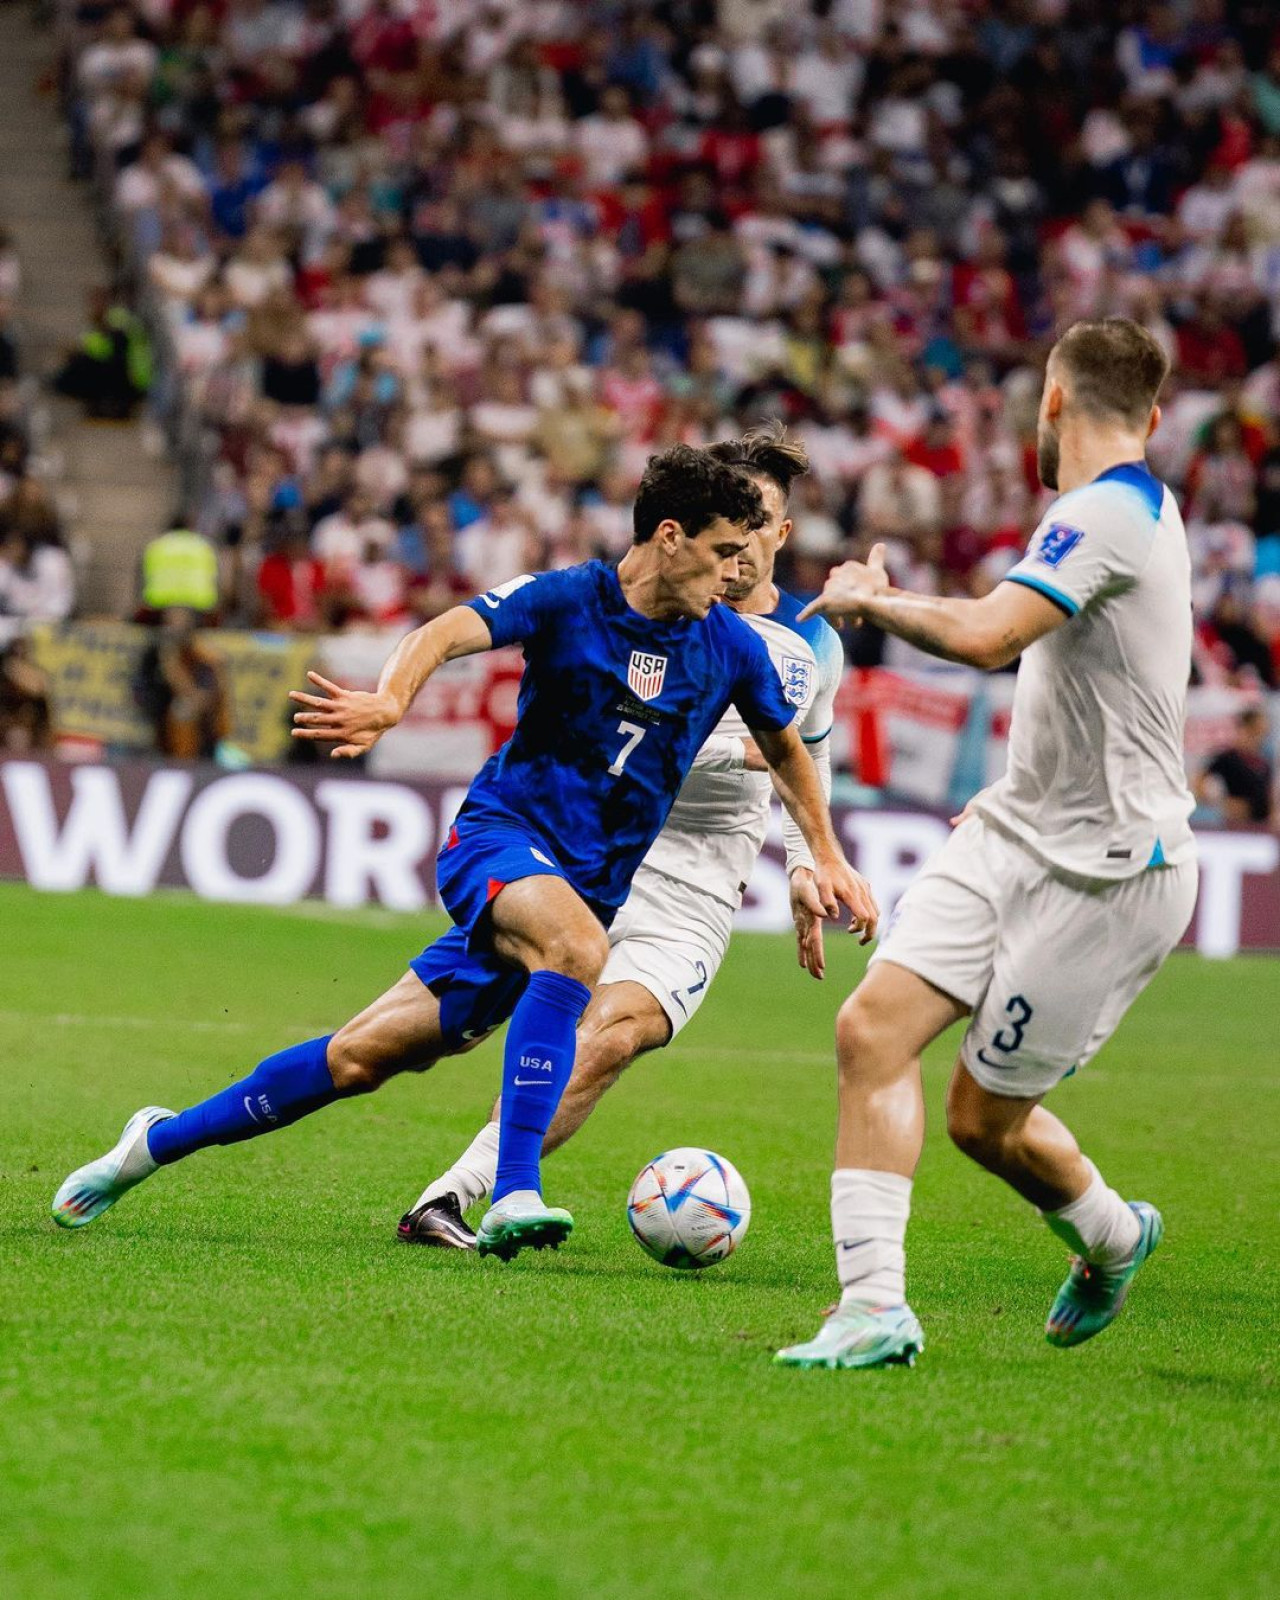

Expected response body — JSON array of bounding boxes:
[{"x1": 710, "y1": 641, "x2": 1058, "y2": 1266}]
[
  {"x1": 0, "y1": 637, "x2": 52, "y2": 752},
  {"x1": 256, "y1": 523, "x2": 328, "y2": 632},
  {"x1": 55, "y1": 287, "x2": 152, "y2": 420},
  {"x1": 0, "y1": 474, "x2": 76, "y2": 644},
  {"x1": 859, "y1": 446, "x2": 943, "y2": 548},
  {"x1": 1195, "y1": 706, "x2": 1276, "y2": 825},
  {"x1": 1198, "y1": 581, "x2": 1277, "y2": 687},
  {"x1": 0, "y1": 296, "x2": 18, "y2": 382},
  {"x1": 132, "y1": 609, "x2": 231, "y2": 760},
  {"x1": 140, "y1": 516, "x2": 219, "y2": 617},
  {"x1": 311, "y1": 488, "x2": 394, "y2": 572}
]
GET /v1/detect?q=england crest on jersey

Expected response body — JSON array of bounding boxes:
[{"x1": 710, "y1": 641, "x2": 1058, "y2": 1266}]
[
  {"x1": 780, "y1": 655, "x2": 814, "y2": 708},
  {"x1": 627, "y1": 650, "x2": 667, "y2": 701}
]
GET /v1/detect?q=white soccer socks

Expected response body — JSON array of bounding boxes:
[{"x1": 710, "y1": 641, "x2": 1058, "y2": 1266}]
[
  {"x1": 831, "y1": 1167, "x2": 912, "y2": 1309},
  {"x1": 1042, "y1": 1158, "x2": 1141, "y2": 1267},
  {"x1": 414, "y1": 1121, "x2": 501, "y2": 1213}
]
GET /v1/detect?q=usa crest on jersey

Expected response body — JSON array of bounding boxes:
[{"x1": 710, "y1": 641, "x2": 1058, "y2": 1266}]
[
  {"x1": 780, "y1": 655, "x2": 814, "y2": 708},
  {"x1": 627, "y1": 650, "x2": 667, "y2": 701}
]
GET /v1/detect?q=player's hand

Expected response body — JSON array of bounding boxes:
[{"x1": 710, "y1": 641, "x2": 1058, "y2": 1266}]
[
  {"x1": 812, "y1": 852, "x2": 879, "y2": 946},
  {"x1": 740, "y1": 738, "x2": 768, "y2": 773},
  {"x1": 288, "y1": 672, "x2": 401, "y2": 759},
  {"x1": 798, "y1": 544, "x2": 890, "y2": 624},
  {"x1": 789, "y1": 868, "x2": 826, "y2": 979}
]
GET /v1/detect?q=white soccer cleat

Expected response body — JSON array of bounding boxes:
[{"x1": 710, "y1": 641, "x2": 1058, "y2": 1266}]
[
  {"x1": 51, "y1": 1107, "x2": 174, "y2": 1229},
  {"x1": 774, "y1": 1302, "x2": 925, "y2": 1370},
  {"x1": 476, "y1": 1190, "x2": 574, "y2": 1261}
]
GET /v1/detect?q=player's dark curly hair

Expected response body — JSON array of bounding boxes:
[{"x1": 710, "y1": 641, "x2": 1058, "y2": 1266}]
[
  {"x1": 706, "y1": 421, "x2": 810, "y2": 503},
  {"x1": 632, "y1": 443, "x2": 766, "y2": 544}
]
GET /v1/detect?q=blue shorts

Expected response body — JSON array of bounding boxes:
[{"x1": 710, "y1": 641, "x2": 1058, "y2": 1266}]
[
  {"x1": 409, "y1": 816, "x2": 612, "y2": 1051},
  {"x1": 409, "y1": 926, "x2": 529, "y2": 1052},
  {"x1": 435, "y1": 816, "x2": 572, "y2": 945}
]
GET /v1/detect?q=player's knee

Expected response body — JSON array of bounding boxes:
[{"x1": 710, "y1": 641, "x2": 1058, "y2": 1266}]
[
  {"x1": 574, "y1": 1016, "x2": 642, "y2": 1092},
  {"x1": 325, "y1": 1029, "x2": 384, "y2": 1094},
  {"x1": 536, "y1": 922, "x2": 610, "y2": 987},
  {"x1": 835, "y1": 989, "x2": 899, "y2": 1079}
]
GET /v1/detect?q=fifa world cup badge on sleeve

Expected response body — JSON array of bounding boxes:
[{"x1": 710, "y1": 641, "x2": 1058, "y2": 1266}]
[
  {"x1": 627, "y1": 651, "x2": 668, "y2": 702},
  {"x1": 1036, "y1": 523, "x2": 1085, "y2": 568}
]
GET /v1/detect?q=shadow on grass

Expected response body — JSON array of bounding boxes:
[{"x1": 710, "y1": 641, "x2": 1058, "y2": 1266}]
[{"x1": 1143, "y1": 1365, "x2": 1276, "y2": 1401}]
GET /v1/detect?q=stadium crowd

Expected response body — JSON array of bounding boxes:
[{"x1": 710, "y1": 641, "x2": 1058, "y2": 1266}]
[
  {"x1": 0, "y1": 220, "x2": 78, "y2": 749},
  {"x1": 32, "y1": 0, "x2": 1280, "y2": 702}
]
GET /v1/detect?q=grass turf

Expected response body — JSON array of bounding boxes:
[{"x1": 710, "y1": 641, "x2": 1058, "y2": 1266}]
[{"x1": 0, "y1": 882, "x2": 1276, "y2": 1599}]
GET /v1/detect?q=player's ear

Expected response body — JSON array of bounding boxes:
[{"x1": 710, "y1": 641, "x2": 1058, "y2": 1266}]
[
  {"x1": 776, "y1": 517, "x2": 792, "y2": 549},
  {"x1": 1147, "y1": 404, "x2": 1162, "y2": 441},
  {"x1": 1044, "y1": 378, "x2": 1065, "y2": 423},
  {"x1": 654, "y1": 517, "x2": 683, "y2": 553}
]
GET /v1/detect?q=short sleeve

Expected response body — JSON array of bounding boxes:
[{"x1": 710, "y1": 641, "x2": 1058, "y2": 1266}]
[
  {"x1": 731, "y1": 623, "x2": 796, "y2": 734},
  {"x1": 1002, "y1": 479, "x2": 1161, "y2": 618},
  {"x1": 466, "y1": 569, "x2": 576, "y2": 648},
  {"x1": 799, "y1": 620, "x2": 844, "y2": 743}
]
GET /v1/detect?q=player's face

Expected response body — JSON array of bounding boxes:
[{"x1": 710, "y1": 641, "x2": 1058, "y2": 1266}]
[
  {"x1": 662, "y1": 515, "x2": 750, "y2": 617},
  {"x1": 723, "y1": 477, "x2": 789, "y2": 602}
]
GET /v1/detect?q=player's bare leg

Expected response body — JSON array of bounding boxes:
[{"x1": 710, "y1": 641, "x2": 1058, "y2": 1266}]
[
  {"x1": 944, "y1": 1064, "x2": 1089, "y2": 1209},
  {"x1": 401, "y1": 981, "x2": 670, "y2": 1248},
  {"x1": 945, "y1": 1064, "x2": 1161, "y2": 1348},
  {"x1": 53, "y1": 975, "x2": 455, "y2": 1228},
  {"x1": 471, "y1": 875, "x2": 608, "y2": 1259},
  {"x1": 776, "y1": 960, "x2": 966, "y2": 1369},
  {"x1": 546, "y1": 982, "x2": 672, "y2": 1148}
]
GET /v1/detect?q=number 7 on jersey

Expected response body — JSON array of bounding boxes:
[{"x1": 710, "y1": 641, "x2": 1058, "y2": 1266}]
[{"x1": 609, "y1": 720, "x2": 646, "y2": 776}]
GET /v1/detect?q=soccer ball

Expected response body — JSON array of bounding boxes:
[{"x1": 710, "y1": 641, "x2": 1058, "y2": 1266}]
[{"x1": 626, "y1": 1147, "x2": 751, "y2": 1270}]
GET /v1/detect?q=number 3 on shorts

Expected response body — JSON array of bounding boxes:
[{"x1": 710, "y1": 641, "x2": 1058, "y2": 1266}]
[
  {"x1": 976, "y1": 994, "x2": 1034, "y2": 1070},
  {"x1": 609, "y1": 720, "x2": 646, "y2": 776}
]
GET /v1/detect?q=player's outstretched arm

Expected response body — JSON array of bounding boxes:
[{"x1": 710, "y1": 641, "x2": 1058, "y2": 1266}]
[
  {"x1": 754, "y1": 723, "x2": 879, "y2": 944},
  {"x1": 289, "y1": 605, "x2": 493, "y2": 759},
  {"x1": 799, "y1": 544, "x2": 1068, "y2": 670}
]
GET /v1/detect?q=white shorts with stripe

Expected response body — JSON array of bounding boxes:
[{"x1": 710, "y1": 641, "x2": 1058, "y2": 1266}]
[
  {"x1": 870, "y1": 815, "x2": 1198, "y2": 1098},
  {"x1": 601, "y1": 863, "x2": 736, "y2": 1040}
]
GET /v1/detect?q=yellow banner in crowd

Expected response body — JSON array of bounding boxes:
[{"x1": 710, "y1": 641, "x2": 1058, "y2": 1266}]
[{"x1": 28, "y1": 622, "x2": 317, "y2": 762}]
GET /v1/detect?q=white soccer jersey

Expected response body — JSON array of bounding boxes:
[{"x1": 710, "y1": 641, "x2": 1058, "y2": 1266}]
[
  {"x1": 642, "y1": 589, "x2": 845, "y2": 906},
  {"x1": 974, "y1": 460, "x2": 1196, "y2": 881}
]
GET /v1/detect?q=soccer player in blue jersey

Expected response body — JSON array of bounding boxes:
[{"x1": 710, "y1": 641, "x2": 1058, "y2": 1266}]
[
  {"x1": 53, "y1": 444, "x2": 875, "y2": 1260},
  {"x1": 400, "y1": 425, "x2": 861, "y2": 1250}
]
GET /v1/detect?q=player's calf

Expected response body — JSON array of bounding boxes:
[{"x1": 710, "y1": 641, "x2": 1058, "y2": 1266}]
[
  {"x1": 485, "y1": 879, "x2": 605, "y2": 1223},
  {"x1": 544, "y1": 986, "x2": 669, "y2": 1154},
  {"x1": 399, "y1": 983, "x2": 668, "y2": 1240}
]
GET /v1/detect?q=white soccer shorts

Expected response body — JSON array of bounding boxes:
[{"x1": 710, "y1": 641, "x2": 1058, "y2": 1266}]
[
  {"x1": 870, "y1": 815, "x2": 1199, "y2": 1098},
  {"x1": 601, "y1": 863, "x2": 736, "y2": 1040}
]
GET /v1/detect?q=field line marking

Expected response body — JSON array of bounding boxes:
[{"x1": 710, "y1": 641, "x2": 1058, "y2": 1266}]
[
  {"x1": 0, "y1": 1010, "x2": 832, "y2": 1062},
  {"x1": 0, "y1": 1009, "x2": 254, "y2": 1035}
]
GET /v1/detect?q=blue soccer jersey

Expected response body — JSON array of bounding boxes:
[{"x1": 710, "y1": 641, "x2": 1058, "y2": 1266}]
[{"x1": 459, "y1": 561, "x2": 796, "y2": 910}]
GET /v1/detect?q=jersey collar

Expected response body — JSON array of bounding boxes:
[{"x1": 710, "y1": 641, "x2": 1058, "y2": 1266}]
[{"x1": 1092, "y1": 460, "x2": 1164, "y2": 518}]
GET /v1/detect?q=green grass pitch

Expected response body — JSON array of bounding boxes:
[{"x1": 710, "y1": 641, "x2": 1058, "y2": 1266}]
[{"x1": 1, "y1": 882, "x2": 1276, "y2": 1599}]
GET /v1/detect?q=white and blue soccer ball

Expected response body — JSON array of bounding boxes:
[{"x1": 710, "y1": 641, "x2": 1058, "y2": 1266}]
[{"x1": 626, "y1": 1147, "x2": 751, "y2": 1270}]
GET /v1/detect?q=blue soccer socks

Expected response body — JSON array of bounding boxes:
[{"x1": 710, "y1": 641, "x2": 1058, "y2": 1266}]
[
  {"x1": 492, "y1": 971, "x2": 591, "y2": 1203},
  {"x1": 146, "y1": 1036, "x2": 343, "y2": 1166}
]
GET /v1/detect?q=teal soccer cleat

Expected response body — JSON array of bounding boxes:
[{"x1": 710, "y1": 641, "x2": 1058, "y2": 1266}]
[
  {"x1": 774, "y1": 1303, "x2": 925, "y2": 1370},
  {"x1": 1046, "y1": 1202, "x2": 1163, "y2": 1349},
  {"x1": 51, "y1": 1106, "x2": 174, "y2": 1229},
  {"x1": 476, "y1": 1193, "x2": 574, "y2": 1261}
]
